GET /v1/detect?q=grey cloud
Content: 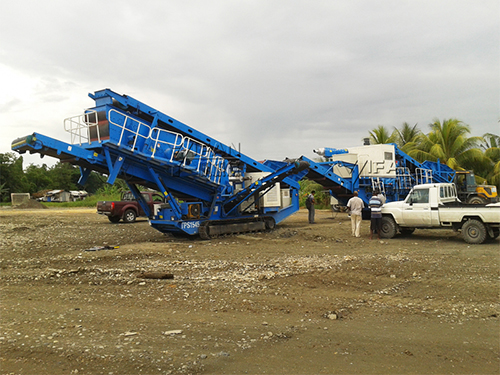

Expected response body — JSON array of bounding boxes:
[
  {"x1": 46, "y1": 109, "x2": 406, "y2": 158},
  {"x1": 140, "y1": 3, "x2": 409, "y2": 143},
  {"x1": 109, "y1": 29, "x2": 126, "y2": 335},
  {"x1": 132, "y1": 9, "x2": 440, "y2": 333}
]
[{"x1": 0, "y1": 0, "x2": 498, "y2": 167}]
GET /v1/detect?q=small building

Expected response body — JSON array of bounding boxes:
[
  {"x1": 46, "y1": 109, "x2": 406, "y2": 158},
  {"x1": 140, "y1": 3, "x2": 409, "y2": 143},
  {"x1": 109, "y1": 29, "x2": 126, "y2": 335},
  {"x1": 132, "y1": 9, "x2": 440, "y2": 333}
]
[
  {"x1": 70, "y1": 190, "x2": 88, "y2": 201},
  {"x1": 42, "y1": 190, "x2": 71, "y2": 202}
]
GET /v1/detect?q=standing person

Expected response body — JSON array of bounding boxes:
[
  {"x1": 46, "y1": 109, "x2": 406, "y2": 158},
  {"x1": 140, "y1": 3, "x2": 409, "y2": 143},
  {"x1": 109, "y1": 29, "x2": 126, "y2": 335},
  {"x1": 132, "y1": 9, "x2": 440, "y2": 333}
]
[
  {"x1": 369, "y1": 190, "x2": 383, "y2": 240},
  {"x1": 346, "y1": 191, "x2": 364, "y2": 237},
  {"x1": 306, "y1": 190, "x2": 316, "y2": 224}
]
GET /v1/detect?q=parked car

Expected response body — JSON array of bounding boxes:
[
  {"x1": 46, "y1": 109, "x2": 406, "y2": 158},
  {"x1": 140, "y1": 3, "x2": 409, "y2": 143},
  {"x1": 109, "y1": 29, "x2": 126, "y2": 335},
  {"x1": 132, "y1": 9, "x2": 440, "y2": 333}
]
[{"x1": 97, "y1": 191, "x2": 164, "y2": 223}]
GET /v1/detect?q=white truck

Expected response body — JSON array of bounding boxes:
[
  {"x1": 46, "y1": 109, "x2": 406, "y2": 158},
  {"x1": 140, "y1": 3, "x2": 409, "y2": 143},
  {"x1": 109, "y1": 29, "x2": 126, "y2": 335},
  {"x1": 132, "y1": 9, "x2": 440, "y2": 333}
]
[{"x1": 380, "y1": 183, "x2": 500, "y2": 244}]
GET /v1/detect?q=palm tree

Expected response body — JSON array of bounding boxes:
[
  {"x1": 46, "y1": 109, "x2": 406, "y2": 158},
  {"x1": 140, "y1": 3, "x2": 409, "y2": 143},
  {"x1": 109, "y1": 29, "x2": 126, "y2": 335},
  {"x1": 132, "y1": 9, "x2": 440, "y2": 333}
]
[
  {"x1": 393, "y1": 122, "x2": 420, "y2": 152},
  {"x1": 473, "y1": 132, "x2": 500, "y2": 187},
  {"x1": 487, "y1": 160, "x2": 500, "y2": 187},
  {"x1": 368, "y1": 125, "x2": 397, "y2": 144},
  {"x1": 481, "y1": 133, "x2": 500, "y2": 151},
  {"x1": 408, "y1": 118, "x2": 483, "y2": 170}
]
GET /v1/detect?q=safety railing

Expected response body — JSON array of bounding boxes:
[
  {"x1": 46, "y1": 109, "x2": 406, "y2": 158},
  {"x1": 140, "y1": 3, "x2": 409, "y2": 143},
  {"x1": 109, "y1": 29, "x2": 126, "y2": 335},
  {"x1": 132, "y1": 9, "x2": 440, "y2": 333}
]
[
  {"x1": 64, "y1": 108, "x2": 227, "y2": 185},
  {"x1": 416, "y1": 168, "x2": 433, "y2": 185},
  {"x1": 395, "y1": 167, "x2": 413, "y2": 191},
  {"x1": 64, "y1": 110, "x2": 99, "y2": 145},
  {"x1": 108, "y1": 109, "x2": 151, "y2": 152},
  {"x1": 149, "y1": 127, "x2": 226, "y2": 185}
]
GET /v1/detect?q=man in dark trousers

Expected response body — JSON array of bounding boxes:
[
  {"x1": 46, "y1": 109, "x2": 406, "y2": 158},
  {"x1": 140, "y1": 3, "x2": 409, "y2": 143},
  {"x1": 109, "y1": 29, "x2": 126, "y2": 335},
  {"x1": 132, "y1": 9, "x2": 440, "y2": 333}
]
[
  {"x1": 306, "y1": 190, "x2": 316, "y2": 224},
  {"x1": 369, "y1": 189, "x2": 383, "y2": 239}
]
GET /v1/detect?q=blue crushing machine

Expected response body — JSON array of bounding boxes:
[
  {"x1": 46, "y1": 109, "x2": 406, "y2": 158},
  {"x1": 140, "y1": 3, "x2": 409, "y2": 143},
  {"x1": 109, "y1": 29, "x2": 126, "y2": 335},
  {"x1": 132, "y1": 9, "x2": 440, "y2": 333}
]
[
  {"x1": 11, "y1": 89, "x2": 308, "y2": 238},
  {"x1": 303, "y1": 144, "x2": 456, "y2": 207}
]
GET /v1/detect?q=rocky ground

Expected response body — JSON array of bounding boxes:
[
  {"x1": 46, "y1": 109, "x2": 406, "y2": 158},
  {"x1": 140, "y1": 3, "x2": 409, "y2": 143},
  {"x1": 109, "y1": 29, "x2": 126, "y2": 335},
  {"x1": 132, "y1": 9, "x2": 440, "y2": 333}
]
[{"x1": 0, "y1": 206, "x2": 498, "y2": 375}]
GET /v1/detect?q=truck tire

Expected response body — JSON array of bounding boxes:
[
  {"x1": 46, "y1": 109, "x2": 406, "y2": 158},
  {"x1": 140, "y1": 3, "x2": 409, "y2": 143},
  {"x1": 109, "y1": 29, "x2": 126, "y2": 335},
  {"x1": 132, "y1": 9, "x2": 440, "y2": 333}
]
[
  {"x1": 467, "y1": 196, "x2": 486, "y2": 204},
  {"x1": 400, "y1": 228, "x2": 415, "y2": 236},
  {"x1": 380, "y1": 216, "x2": 397, "y2": 239},
  {"x1": 462, "y1": 219, "x2": 487, "y2": 244},
  {"x1": 486, "y1": 228, "x2": 499, "y2": 241},
  {"x1": 108, "y1": 216, "x2": 121, "y2": 223},
  {"x1": 123, "y1": 209, "x2": 137, "y2": 223}
]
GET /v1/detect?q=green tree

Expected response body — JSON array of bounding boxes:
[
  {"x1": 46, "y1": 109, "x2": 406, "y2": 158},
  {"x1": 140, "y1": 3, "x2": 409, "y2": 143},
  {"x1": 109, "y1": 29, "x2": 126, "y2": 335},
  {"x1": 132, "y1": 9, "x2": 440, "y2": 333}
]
[
  {"x1": 24, "y1": 163, "x2": 53, "y2": 193},
  {"x1": 408, "y1": 118, "x2": 483, "y2": 170},
  {"x1": 393, "y1": 122, "x2": 421, "y2": 153},
  {"x1": 368, "y1": 125, "x2": 397, "y2": 144},
  {"x1": 0, "y1": 153, "x2": 31, "y2": 201},
  {"x1": 95, "y1": 179, "x2": 128, "y2": 196},
  {"x1": 299, "y1": 179, "x2": 329, "y2": 208},
  {"x1": 0, "y1": 182, "x2": 8, "y2": 198},
  {"x1": 467, "y1": 132, "x2": 500, "y2": 187},
  {"x1": 481, "y1": 132, "x2": 500, "y2": 151},
  {"x1": 84, "y1": 172, "x2": 110, "y2": 194},
  {"x1": 47, "y1": 162, "x2": 81, "y2": 191}
]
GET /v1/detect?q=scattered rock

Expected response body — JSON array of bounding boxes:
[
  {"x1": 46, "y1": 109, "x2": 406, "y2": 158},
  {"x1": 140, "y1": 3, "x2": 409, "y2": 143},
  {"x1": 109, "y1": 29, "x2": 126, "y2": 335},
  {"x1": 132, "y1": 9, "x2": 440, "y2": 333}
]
[
  {"x1": 138, "y1": 271, "x2": 174, "y2": 279},
  {"x1": 163, "y1": 330, "x2": 183, "y2": 336},
  {"x1": 123, "y1": 332, "x2": 138, "y2": 337}
]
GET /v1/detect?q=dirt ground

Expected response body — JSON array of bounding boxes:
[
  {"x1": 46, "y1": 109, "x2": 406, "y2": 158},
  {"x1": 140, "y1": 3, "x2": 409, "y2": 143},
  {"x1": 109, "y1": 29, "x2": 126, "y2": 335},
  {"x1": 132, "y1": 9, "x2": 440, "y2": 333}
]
[{"x1": 0, "y1": 206, "x2": 498, "y2": 375}]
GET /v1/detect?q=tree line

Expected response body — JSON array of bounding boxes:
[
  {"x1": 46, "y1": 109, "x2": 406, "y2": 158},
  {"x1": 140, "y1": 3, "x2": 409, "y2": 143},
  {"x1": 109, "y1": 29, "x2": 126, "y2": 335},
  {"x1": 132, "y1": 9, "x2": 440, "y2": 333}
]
[
  {"x1": 368, "y1": 118, "x2": 499, "y2": 187},
  {"x1": 1, "y1": 118, "x2": 498, "y2": 203},
  {"x1": 0, "y1": 153, "x2": 126, "y2": 202}
]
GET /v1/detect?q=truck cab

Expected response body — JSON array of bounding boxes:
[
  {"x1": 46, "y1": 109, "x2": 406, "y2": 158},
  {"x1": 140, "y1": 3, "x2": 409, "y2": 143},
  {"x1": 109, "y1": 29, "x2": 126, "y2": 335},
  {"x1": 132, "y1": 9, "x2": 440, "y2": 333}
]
[{"x1": 387, "y1": 183, "x2": 457, "y2": 227}]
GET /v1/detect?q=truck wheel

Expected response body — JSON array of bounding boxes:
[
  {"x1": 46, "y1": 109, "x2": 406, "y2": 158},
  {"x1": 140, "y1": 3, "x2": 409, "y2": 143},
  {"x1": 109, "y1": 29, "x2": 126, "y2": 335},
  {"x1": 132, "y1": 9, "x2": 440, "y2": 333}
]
[
  {"x1": 108, "y1": 216, "x2": 121, "y2": 223},
  {"x1": 486, "y1": 229, "x2": 499, "y2": 240},
  {"x1": 380, "y1": 216, "x2": 397, "y2": 239},
  {"x1": 467, "y1": 196, "x2": 485, "y2": 204},
  {"x1": 462, "y1": 219, "x2": 487, "y2": 244},
  {"x1": 400, "y1": 228, "x2": 415, "y2": 236},
  {"x1": 123, "y1": 209, "x2": 137, "y2": 223}
]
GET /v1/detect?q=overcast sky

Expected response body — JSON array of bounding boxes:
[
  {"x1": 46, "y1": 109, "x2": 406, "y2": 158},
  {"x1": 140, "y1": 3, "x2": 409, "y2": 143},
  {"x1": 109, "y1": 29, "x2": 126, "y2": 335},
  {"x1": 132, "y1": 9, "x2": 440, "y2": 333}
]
[{"x1": 1, "y1": 1, "x2": 498, "y2": 168}]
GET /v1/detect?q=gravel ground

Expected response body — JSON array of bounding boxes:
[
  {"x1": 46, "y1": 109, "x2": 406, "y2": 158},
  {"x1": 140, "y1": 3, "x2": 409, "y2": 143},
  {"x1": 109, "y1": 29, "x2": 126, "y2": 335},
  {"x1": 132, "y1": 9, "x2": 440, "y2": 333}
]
[{"x1": 0, "y1": 206, "x2": 498, "y2": 374}]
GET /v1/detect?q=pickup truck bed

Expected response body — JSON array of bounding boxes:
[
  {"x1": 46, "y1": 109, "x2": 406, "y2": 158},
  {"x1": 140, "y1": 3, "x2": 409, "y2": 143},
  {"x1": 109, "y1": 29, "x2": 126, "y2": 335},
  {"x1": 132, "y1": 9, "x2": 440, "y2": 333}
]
[{"x1": 438, "y1": 204, "x2": 499, "y2": 224}]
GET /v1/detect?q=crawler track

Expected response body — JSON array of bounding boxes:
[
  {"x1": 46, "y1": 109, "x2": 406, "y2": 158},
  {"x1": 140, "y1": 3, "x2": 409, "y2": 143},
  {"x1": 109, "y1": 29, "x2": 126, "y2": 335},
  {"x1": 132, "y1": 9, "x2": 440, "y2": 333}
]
[{"x1": 198, "y1": 217, "x2": 276, "y2": 239}]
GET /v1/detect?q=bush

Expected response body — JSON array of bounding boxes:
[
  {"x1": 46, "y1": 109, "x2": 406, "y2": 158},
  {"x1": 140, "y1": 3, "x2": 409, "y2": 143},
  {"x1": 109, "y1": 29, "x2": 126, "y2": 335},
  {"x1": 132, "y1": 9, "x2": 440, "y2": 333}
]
[{"x1": 299, "y1": 180, "x2": 330, "y2": 209}]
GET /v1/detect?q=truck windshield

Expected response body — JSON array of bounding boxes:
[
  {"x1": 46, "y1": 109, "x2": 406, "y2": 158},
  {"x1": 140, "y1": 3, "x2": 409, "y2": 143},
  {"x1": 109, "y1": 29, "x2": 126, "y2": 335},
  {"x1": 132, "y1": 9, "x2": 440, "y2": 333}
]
[{"x1": 408, "y1": 188, "x2": 429, "y2": 204}]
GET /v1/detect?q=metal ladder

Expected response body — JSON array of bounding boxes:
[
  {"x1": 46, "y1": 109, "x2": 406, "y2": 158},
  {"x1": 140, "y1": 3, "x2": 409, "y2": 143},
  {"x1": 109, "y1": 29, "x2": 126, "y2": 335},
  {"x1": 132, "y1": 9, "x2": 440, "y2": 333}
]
[
  {"x1": 370, "y1": 177, "x2": 385, "y2": 195},
  {"x1": 416, "y1": 168, "x2": 433, "y2": 185},
  {"x1": 395, "y1": 167, "x2": 412, "y2": 190}
]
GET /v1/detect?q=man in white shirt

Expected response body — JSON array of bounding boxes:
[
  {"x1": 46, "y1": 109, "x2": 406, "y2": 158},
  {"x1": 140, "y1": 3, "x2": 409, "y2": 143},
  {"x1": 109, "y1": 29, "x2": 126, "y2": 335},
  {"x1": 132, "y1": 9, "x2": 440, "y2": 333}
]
[{"x1": 346, "y1": 191, "x2": 364, "y2": 237}]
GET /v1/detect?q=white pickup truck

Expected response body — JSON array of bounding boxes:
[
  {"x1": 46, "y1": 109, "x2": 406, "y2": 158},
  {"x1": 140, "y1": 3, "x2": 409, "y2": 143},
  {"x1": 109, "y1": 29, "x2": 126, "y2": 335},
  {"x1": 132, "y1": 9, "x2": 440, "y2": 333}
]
[{"x1": 380, "y1": 183, "x2": 500, "y2": 244}]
